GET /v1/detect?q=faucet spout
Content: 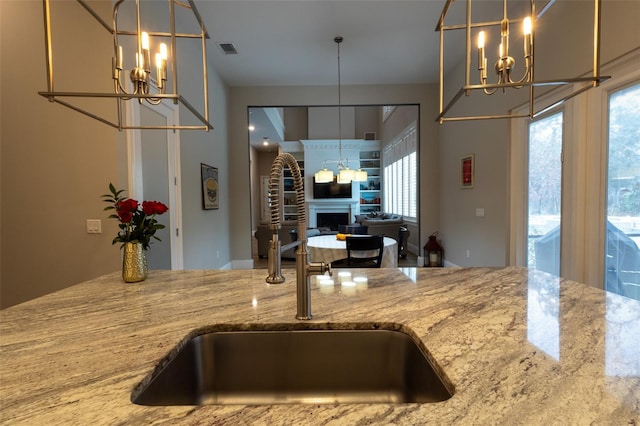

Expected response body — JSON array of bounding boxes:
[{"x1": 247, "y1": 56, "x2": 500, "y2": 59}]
[{"x1": 264, "y1": 153, "x2": 332, "y2": 320}]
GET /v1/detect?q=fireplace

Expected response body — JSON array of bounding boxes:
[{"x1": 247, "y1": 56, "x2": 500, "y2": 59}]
[
  {"x1": 306, "y1": 200, "x2": 358, "y2": 228},
  {"x1": 316, "y1": 213, "x2": 349, "y2": 231}
]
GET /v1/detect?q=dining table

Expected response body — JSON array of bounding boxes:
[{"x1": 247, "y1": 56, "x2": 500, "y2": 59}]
[{"x1": 306, "y1": 234, "x2": 398, "y2": 268}]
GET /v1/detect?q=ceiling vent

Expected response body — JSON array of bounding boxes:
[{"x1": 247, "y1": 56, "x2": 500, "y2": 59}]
[{"x1": 217, "y1": 42, "x2": 238, "y2": 55}]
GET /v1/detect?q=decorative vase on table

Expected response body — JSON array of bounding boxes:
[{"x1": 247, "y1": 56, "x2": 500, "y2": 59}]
[{"x1": 122, "y1": 242, "x2": 148, "y2": 283}]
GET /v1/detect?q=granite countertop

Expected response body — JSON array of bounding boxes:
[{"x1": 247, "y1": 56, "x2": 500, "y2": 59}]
[{"x1": 1, "y1": 267, "x2": 638, "y2": 424}]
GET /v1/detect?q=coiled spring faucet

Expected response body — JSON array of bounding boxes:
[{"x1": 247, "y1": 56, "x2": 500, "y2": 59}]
[{"x1": 265, "y1": 153, "x2": 331, "y2": 320}]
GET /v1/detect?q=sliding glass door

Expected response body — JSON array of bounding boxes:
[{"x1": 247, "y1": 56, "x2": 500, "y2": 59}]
[
  {"x1": 527, "y1": 112, "x2": 564, "y2": 276},
  {"x1": 605, "y1": 82, "x2": 640, "y2": 300},
  {"x1": 512, "y1": 51, "x2": 640, "y2": 301}
]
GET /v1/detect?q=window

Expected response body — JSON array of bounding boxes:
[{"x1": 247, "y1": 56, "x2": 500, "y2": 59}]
[
  {"x1": 382, "y1": 105, "x2": 397, "y2": 122},
  {"x1": 383, "y1": 123, "x2": 417, "y2": 221},
  {"x1": 527, "y1": 112, "x2": 563, "y2": 275},
  {"x1": 605, "y1": 82, "x2": 640, "y2": 300}
]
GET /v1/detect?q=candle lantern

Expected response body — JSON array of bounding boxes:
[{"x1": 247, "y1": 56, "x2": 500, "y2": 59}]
[{"x1": 424, "y1": 232, "x2": 444, "y2": 267}]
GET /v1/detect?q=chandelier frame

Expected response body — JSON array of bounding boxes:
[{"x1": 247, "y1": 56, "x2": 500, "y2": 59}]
[
  {"x1": 435, "y1": 0, "x2": 610, "y2": 123},
  {"x1": 38, "y1": 0, "x2": 213, "y2": 131}
]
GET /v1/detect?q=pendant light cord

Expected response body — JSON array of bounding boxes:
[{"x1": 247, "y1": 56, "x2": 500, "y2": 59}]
[{"x1": 336, "y1": 36, "x2": 343, "y2": 165}]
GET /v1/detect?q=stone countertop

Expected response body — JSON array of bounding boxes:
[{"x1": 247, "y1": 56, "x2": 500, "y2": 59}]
[{"x1": 1, "y1": 267, "x2": 638, "y2": 424}]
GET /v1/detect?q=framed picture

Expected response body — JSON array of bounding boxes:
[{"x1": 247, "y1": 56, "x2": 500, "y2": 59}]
[
  {"x1": 460, "y1": 154, "x2": 474, "y2": 189},
  {"x1": 201, "y1": 163, "x2": 219, "y2": 210}
]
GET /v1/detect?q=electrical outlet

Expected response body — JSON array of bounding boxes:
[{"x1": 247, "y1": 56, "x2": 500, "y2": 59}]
[
  {"x1": 466, "y1": 249, "x2": 470, "y2": 258},
  {"x1": 87, "y1": 219, "x2": 102, "y2": 234}
]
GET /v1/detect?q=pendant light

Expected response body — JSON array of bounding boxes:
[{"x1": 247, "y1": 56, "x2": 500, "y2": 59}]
[
  {"x1": 435, "y1": 0, "x2": 610, "y2": 123},
  {"x1": 38, "y1": 0, "x2": 213, "y2": 131},
  {"x1": 314, "y1": 37, "x2": 367, "y2": 184}
]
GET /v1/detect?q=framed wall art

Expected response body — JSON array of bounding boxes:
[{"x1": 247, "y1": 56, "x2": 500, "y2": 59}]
[
  {"x1": 460, "y1": 154, "x2": 474, "y2": 189},
  {"x1": 201, "y1": 163, "x2": 219, "y2": 210}
]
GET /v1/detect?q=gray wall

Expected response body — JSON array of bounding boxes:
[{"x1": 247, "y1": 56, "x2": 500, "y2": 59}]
[
  {"x1": 177, "y1": 49, "x2": 230, "y2": 270},
  {"x1": 284, "y1": 107, "x2": 309, "y2": 141},
  {"x1": 1, "y1": 0, "x2": 121, "y2": 308}
]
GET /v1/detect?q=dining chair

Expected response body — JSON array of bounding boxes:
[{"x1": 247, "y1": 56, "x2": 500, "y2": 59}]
[{"x1": 331, "y1": 235, "x2": 385, "y2": 268}]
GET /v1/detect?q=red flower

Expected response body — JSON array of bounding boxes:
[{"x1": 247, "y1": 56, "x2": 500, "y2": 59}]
[
  {"x1": 117, "y1": 198, "x2": 139, "y2": 212},
  {"x1": 142, "y1": 201, "x2": 169, "y2": 215},
  {"x1": 117, "y1": 210, "x2": 133, "y2": 223},
  {"x1": 116, "y1": 199, "x2": 138, "y2": 223},
  {"x1": 102, "y1": 184, "x2": 169, "y2": 250}
]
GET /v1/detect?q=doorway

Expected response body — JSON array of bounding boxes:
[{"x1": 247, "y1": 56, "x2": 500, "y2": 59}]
[
  {"x1": 127, "y1": 101, "x2": 184, "y2": 269},
  {"x1": 247, "y1": 105, "x2": 421, "y2": 257}
]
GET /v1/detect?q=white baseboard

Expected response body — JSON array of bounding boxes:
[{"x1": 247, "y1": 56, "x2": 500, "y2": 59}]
[
  {"x1": 231, "y1": 259, "x2": 254, "y2": 269},
  {"x1": 415, "y1": 256, "x2": 459, "y2": 268}
]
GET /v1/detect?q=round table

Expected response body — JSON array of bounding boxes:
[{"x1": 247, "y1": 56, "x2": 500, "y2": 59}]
[{"x1": 306, "y1": 235, "x2": 398, "y2": 268}]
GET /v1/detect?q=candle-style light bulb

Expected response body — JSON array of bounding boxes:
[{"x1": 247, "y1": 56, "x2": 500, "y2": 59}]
[
  {"x1": 141, "y1": 31, "x2": 150, "y2": 50},
  {"x1": 523, "y1": 16, "x2": 532, "y2": 36},
  {"x1": 477, "y1": 31, "x2": 486, "y2": 81},
  {"x1": 140, "y1": 32, "x2": 151, "y2": 73},
  {"x1": 155, "y1": 43, "x2": 167, "y2": 90},
  {"x1": 155, "y1": 53, "x2": 163, "y2": 89},
  {"x1": 159, "y1": 43, "x2": 168, "y2": 60},
  {"x1": 522, "y1": 16, "x2": 533, "y2": 79},
  {"x1": 523, "y1": 16, "x2": 532, "y2": 59},
  {"x1": 117, "y1": 45, "x2": 123, "y2": 70}
]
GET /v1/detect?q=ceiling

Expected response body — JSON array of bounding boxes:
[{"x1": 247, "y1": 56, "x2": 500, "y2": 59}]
[
  {"x1": 195, "y1": 0, "x2": 452, "y2": 150},
  {"x1": 191, "y1": 0, "x2": 534, "y2": 148},
  {"x1": 196, "y1": 0, "x2": 450, "y2": 87},
  {"x1": 196, "y1": 0, "x2": 534, "y2": 87}
]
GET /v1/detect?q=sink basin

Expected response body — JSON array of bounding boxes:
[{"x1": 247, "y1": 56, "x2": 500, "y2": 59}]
[{"x1": 132, "y1": 328, "x2": 453, "y2": 405}]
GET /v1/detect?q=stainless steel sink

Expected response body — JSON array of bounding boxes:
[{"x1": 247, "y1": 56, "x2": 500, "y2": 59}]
[{"x1": 132, "y1": 328, "x2": 453, "y2": 405}]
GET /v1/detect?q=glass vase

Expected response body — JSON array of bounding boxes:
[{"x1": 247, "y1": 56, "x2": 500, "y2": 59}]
[{"x1": 122, "y1": 242, "x2": 148, "y2": 283}]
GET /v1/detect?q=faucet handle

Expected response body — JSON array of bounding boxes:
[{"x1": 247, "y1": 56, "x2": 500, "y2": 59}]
[
  {"x1": 325, "y1": 262, "x2": 332, "y2": 276},
  {"x1": 308, "y1": 262, "x2": 331, "y2": 277}
]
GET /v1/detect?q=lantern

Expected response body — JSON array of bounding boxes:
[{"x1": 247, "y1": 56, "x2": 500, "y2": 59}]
[{"x1": 424, "y1": 232, "x2": 444, "y2": 267}]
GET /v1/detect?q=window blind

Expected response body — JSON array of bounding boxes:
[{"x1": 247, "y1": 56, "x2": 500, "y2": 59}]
[{"x1": 383, "y1": 122, "x2": 417, "y2": 220}]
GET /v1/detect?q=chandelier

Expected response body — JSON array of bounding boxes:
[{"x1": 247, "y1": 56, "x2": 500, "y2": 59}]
[
  {"x1": 38, "y1": 0, "x2": 213, "y2": 131},
  {"x1": 314, "y1": 37, "x2": 367, "y2": 184},
  {"x1": 435, "y1": 0, "x2": 610, "y2": 122},
  {"x1": 113, "y1": 3, "x2": 168, "y2": 105}
]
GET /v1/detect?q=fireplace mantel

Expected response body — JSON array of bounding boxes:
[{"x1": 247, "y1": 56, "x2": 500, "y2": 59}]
[{"x1": 307, "y1": 200, "x2": 358, "y2": 228}]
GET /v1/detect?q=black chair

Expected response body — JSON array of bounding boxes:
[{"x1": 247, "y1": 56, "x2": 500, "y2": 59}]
[
  {"x1": 338, "y1": 224, "x2": 369, "y2": 235},
  {"x1": 331, "y1": 235, "x2": 385, "y2": 268}
]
